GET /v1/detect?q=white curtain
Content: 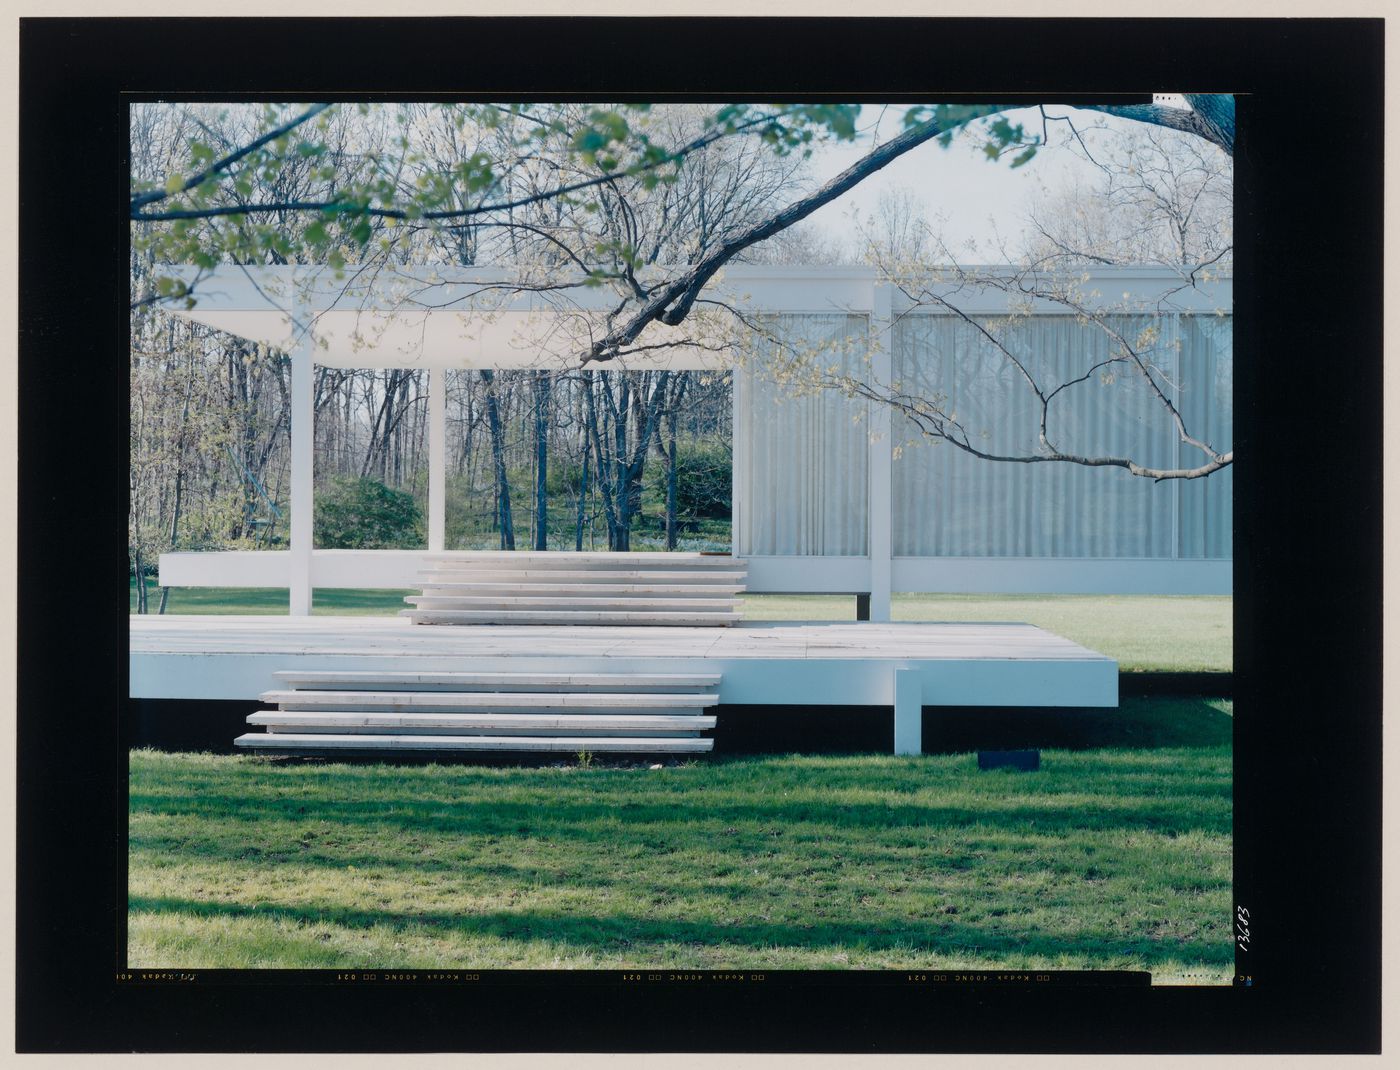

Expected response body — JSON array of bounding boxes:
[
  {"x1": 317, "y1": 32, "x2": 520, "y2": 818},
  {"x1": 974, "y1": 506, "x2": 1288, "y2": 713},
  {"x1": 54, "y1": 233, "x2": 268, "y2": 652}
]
[
  {"x1": 734, "y1": 314, "x2": 870, "y2": 556},
  {"x1": 890, "y1": 313, "x2": 1232, "y2": 559},
  {"x1": 1176, "y1": 315, "x2": 1234, "y2": 558}
]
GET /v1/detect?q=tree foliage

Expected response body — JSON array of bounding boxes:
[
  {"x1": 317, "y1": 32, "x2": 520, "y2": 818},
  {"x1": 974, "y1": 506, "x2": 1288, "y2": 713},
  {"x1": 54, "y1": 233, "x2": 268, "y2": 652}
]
[{"x1": 314, "y1": 476, "x2": 423, "y2": 549}]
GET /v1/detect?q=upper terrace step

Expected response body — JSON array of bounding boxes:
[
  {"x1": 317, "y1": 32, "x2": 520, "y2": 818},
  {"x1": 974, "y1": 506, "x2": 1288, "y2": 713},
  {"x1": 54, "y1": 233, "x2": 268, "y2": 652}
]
[
  {"x1": 424, "y1": 551, "x2": 740, "y2": 567},
  {"x1": 261, "y1": 689, "x2": 717, "y2": 710},
  {"x1": 272, "y1": 671, "x2": 721, "y2": 692},
  {"x1": 402, "y1": 609, "x2": 743, "y2": 626},
  {"x1": 405, "y1": 596, "x2": 741, "y2": 611},
  {"x1": 416, "y1": 582, "x2": 747, "y2": 596},
  {"x1": 417, "y1": 569, "x2": 747, "y2": 584}
]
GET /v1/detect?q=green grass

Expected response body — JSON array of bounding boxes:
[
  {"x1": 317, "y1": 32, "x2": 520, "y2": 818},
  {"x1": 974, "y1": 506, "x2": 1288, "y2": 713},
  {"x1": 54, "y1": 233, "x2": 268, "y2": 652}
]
[
  {"x1": 130, "y1": 579, "x2": 414, "y2": 616},
  {"x1": 129, "y1": 697, "x2": 1233, "y2": 980},
  {"x1": 745, "y1": 593, "x2": 1233, "y2": 674},
  {"x1": 131, "y1": 579, "x2": 1230, "y2": 673}
]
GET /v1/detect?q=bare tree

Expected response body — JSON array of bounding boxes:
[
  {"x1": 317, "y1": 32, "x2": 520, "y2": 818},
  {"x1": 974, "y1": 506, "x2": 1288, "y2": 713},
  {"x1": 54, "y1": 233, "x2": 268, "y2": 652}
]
[
  {"x1": 1020, "y1": 122, "x2": 1232, "y2": 270},
  {"x1": 860, "y1": 186, "x2": 933, "y2": 268}
]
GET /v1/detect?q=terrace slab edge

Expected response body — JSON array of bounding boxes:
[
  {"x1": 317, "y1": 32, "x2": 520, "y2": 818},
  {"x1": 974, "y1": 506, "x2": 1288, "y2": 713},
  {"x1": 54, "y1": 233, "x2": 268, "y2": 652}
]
[{"x1": 131, "y1": 616, "x2": 1119, "y2": 709}]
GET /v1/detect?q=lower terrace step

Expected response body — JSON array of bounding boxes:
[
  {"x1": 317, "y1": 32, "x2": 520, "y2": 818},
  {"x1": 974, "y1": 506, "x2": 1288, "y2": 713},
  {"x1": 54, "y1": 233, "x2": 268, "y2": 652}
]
[
  {"x1": 237, "y1": 666, "x2": 723, "y2": 756},
  {"x1": 235, "y1": 733, "x2": 715, "y2": 754},
  {"x1": 249, "y1": 712, "x2": 716, "y2": 735}
]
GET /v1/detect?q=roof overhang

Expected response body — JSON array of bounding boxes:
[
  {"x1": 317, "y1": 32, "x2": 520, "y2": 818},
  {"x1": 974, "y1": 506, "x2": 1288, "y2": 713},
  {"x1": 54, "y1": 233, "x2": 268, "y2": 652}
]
[
  {"x1": 161, "y1": 263, "x2": 1231, "y2": 371},
  {"x1": 162, "y1": 264, "x2": 801, "y2": 371}
]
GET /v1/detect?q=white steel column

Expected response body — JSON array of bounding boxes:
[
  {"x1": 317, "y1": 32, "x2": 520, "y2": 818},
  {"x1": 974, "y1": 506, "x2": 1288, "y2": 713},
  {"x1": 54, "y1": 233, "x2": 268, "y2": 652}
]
[
  {"x1": 730, "y1": 360, "x2": 747, "y2": 557},
  {"x1": 867, "y1": 282, "x2": 894, "y2": 622},
  {"x1": 288, "y1": 278, "x2": 314, "y2": 616},
  {"x1": 893, "y1": 668, "x2": 922, "y2": 755},
  {"x1": 428, "y1": 367, "x2": 447, "y2": 552}
]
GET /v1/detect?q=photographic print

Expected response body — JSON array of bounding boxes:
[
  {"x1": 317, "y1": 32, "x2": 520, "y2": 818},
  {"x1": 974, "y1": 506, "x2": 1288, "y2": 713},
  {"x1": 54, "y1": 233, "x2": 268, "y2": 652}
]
[
  {"x1": 15, "y1": 14, "x2": 1383, "y2": 1055},
  {"x1": 126, "y1": 95, "x2": 1235, "y2": 982}
]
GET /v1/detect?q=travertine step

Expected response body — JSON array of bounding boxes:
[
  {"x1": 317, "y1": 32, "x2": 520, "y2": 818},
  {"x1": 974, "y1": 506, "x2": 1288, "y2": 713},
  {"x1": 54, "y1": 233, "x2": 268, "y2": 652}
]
[
  {"x1": 261, "y1": 689, "x2": 716, "y2": 711},
  {"x1": 424, "y1": 552, "x2": 740, "y2": 568},
  {"x1": 417, "y1": 569, "x2": 747, "y2": 583},
  {"x1": 272, "y1": 671, "x2": 721, "y2": 692},
  {"x1": 401, "y1": 609, "x2": 743, "y2": 626},
  {"x1": 417, "y1": 583, "x2": 746, "y2": 596},
  {"x1": 250, "y1": 712, "x2": 716, "y2": 735},
  {"x1": 235, "y1": 733, "x2": 715, "y2": 753},
  {"x1": 405, "y1": 595, "x2": 740, "y2": 611},
  {"x1": 408, "y1": 552, "x2": 745, "y2": 628},
  {"x1": 239, "y1": 666, "x2": 723, "y2": 756}
]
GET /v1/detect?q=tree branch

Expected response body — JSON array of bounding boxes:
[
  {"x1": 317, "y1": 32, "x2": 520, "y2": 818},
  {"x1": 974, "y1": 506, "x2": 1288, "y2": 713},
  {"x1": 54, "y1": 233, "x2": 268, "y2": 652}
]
[
  {"x1": 130, "y1": 107, "x2": 797, "y2": 223},
  {"x1": 581, "y1": 106, "x2": 1010, "y2": 365},
  {"x1": 130, "y1": 103, "x2": 333, "y2": 210},
  {"x1": 1081, "y1": 98, "x2": 1234, "y2": 156},
  {"x1": 850, "y1": 382, "x2": 1232, "y2": 480}
]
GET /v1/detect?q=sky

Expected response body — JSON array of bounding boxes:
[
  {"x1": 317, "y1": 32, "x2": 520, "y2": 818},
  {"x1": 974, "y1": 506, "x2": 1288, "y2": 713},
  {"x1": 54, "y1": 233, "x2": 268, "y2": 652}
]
[{"x1": 799, "y1": 99, "x2": 1188, "y2": 261}]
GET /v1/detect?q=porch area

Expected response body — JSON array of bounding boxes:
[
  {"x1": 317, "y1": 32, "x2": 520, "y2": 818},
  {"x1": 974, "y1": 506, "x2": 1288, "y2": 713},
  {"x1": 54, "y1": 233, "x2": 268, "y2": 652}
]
[{"x1": 129, "y1": 615, "x2": 1118, "y2": 756}]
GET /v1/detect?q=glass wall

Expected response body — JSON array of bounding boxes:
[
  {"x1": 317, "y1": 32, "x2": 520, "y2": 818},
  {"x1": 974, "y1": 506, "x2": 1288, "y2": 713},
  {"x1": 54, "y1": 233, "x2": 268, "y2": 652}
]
[
  {"x1": 734, "y1": 314, "x2": 870, "y2": 556},
  {"x1": 728, "y1": 307, "x2": 1231, "y2": 563},
  {"x1": 1176, "y1": 315, "x2": 1234, "y2": 558},
  {"x1": 891, "y1": 312, "x2": 1232, "y2": 559}
]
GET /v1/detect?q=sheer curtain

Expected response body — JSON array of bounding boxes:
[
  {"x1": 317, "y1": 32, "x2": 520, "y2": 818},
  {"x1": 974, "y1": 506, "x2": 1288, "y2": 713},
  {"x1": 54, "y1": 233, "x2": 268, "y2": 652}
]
[
  {"x1": 1176, "y1": 315, "x2": 1234, "y2": 558},
  {"x1": 734, "y1": 314, "x2": 870, "y2": 556},
  {"x1": 891, "y1": 313, "x2": 1232, "y2": 559}
]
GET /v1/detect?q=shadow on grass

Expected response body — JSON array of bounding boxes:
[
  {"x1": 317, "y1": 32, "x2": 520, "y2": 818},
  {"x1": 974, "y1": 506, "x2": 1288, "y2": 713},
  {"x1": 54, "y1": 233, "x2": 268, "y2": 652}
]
[
  {"x1": 711, "y1": 697, "x2": 1232, "y2": 756},
  {"x1": 926, "y1": 696, "x2": 1234, "y2": 753},
  {"x1": 130, "y1": 773, "x2": 1231, "y2": 882},
  {"x1": 131, "y1": 778, "x2": 1231, "y2": 840},
  {"x1": 127, "y1": 893, "x2": 1232, "y2": 968}
]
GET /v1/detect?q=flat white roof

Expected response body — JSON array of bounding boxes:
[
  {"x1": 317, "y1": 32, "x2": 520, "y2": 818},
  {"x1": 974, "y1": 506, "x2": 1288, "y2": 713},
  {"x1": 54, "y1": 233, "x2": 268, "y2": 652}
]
[{"x1": 163, "y1": 263, "x2": 1231, "y2": 371}]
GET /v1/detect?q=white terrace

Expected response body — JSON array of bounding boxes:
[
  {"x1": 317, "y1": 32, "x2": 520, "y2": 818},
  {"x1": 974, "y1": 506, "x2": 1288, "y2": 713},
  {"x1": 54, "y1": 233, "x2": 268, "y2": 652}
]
[{"x1": 135, "y1": 262, "x2": 1231, "y2": 754}]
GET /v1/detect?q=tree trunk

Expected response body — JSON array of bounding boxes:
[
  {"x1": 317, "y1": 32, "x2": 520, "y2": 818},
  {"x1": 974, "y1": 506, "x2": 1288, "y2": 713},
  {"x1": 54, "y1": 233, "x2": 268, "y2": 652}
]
[
  {"x1": 612, "y1": 375, "x2": 631, "y2": 551},
  {"x1": 159, "y1": 378, "x2": 194, "y2": 615},
  {"x1": 665, "y1": 411, "x2": 679, "y2": 552},
  {"x1": 533, "y1": 370, "x2": 549, "y2": 551},
  {"x1": 664, "y1": 374, "x2": 690, "y2": 551},
  {"x1": 133, "y1": 547, "x2": 148, "y2": 615},
  {"x1": 575, "y1": 421, "x2": 589, "y2": 553},
  {"x1": 481, "y1": 370, "x2": 514, "y2": 550},
  {"x1": 157, "y1": 475, "x2": 181, "y2": 615},
  {"x1": 585, "y1": 372, "x2": 621, "y2": 549},
  {"x1": 620, "y1": 371, "x2": 670, "y2": 550}
]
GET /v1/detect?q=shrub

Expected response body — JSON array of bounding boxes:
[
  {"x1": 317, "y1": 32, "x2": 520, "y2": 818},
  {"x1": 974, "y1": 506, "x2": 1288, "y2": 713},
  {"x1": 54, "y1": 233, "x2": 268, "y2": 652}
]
[
  {"x1": 671, "y1": 445, "x2": 732, "y2": 520},
  {"x1": 315, "y1": 476, "x2": 423, "y2": 549}
]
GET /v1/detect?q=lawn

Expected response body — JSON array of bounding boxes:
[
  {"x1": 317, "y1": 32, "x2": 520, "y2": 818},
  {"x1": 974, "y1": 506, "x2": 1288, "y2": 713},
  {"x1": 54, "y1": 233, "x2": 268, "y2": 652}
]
[
  {"x1": 747, "y1": 593, "x2": 1233, "y2": 674},
  {"x1": 130, "y1": 580, "x2": 417, "y2": 617},
  {"x1": 129, "y1": 696, "x2": 1233, "y2": 980},
  {"x1": 131, "y1": 579, "x2": 1232, "y2": 673}
]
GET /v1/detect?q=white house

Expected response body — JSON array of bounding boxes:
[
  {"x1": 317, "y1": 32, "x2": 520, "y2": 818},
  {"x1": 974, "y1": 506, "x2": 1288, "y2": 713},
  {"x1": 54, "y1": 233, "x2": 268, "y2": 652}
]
[{"x1": 158, "y1": 262, "x2": 1232, "y2": 619}]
